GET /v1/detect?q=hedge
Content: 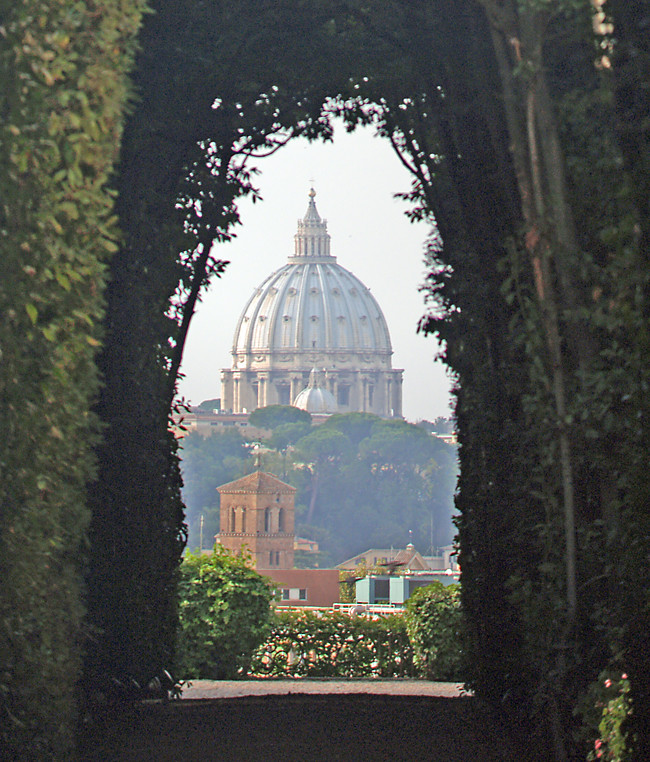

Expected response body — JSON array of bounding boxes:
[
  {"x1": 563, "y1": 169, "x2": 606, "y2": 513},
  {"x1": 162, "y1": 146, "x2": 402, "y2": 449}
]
[{"x1": 0, "y1": 0, "x2": 145, "y2": 757}]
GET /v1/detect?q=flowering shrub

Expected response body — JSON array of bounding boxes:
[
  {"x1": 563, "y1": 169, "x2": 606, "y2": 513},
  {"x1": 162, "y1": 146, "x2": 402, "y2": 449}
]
[
  {"x1": 586, "y1": 671, "x2": 633, "y2": 761},
  {"x1": 249, "y1": 610, "x2": 416, "y2": 678}
]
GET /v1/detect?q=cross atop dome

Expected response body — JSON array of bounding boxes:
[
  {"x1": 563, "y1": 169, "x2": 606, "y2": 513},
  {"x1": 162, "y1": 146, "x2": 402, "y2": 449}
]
[{"x1": 303, "y1": 187, "x2": 322, "y2": 223}]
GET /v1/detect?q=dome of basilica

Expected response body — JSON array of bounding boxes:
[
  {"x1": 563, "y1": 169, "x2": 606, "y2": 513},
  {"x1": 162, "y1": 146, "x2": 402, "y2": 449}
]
[
  {"x1": 220, "y1": 190, "x2": 403, "y2": 418},
  {"x1": 232, "y1": 189, "x2": 392, "y2": 358}
]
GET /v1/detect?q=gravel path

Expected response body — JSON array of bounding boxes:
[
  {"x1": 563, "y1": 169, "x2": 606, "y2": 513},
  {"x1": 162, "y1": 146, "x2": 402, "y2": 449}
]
[
  {"x1": 81, "y1": 690, "x2": 537, "y2": 761},
  {"x1": 181, "y1": 678, "x2": 467, "y2": 700}
]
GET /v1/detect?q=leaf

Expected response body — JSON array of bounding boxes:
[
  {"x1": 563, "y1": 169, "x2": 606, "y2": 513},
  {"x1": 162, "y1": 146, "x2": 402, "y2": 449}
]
[
  {"x1": 57, "y1": 202, "x2": 79, "y2": 220},
  {"x1": 47, "y1": 215, "x2": 64, "y2": 234},
  {"x1": 25, "y1": 303, "x2": 38, "y2": 324},
  {"x1": 42, "y1": 325, "x2": 57, "y2": 342},
  {"x1": 55, "y1": 272, "x2": 71, "y2": 291},
  {"x1": 100, "y1": 237, "x2": 119, "y2": 252}
]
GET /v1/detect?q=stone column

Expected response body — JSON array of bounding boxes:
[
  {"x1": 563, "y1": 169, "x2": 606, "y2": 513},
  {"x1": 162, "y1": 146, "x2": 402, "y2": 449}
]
[{"x1": 290, "y1": 376, "x2": 302, "y2": 404}]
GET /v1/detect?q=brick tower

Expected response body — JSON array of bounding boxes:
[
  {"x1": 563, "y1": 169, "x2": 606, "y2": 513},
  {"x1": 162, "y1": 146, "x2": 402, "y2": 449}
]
[{"x1": 216, "y1": 471, "x2": 295, "y2": 569}]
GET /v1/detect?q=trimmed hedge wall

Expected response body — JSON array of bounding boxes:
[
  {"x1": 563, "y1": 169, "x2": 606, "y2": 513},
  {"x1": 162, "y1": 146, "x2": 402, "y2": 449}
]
[{"x1": 0, "y1": 0, "x2": 145, "y2": 757}]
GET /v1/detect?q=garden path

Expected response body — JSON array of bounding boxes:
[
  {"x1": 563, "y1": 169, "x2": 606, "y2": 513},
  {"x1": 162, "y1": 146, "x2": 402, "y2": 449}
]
[{"x1": 81, "y1": 684, "x2": 542, "y2": 761}]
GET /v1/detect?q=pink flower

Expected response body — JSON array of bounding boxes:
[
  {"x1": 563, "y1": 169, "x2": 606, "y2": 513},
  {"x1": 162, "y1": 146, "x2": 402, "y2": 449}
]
[
  {"x1": 622, "y1": 673, "x2": 628, "y2": 680},
  {"x1": 604, "y1": 678, "x2": 612, "y2": 688},
  {"x1": 595, "y1": 739, "x2": 602, "y2": 749}
]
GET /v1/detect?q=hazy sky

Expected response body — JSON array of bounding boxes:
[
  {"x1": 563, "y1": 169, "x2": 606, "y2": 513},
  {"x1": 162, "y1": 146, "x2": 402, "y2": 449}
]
[{"x1": 178, "y1": 123, "x2": 453, "y2": 422}]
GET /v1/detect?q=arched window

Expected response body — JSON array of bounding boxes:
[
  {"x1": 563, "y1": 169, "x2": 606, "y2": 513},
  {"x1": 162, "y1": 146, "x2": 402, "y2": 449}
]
[
  {"x1": 278, "y1": 507, "x2": 285, "y2": 532},
  {"x1": 241, "y1": 507, "x2": 246, "y2": 533},
  {"x1": 230, "y1": 506, "x2": 236, "y2": 532},
  {"x1": 264, "y1": 507, "x2": 271, "y2": 533}
]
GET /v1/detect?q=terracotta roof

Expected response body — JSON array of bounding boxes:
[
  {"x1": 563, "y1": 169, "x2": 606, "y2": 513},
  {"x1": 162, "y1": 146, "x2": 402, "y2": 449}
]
[
  {"x1": 336, "y1": 545, "x2": 431, "y2": 571},
  {"x1": 217, "y1": 471, "x2": 296, "y2": 494},
  {"x1": 393, "y1": 545, "x2": 429, "y2": 570}
]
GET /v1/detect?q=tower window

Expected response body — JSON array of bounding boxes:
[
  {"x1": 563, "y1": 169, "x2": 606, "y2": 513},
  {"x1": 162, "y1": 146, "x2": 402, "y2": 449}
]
[
  {"x1": 264, "y1": 507, "x2": 271, "y2": 532},
  {"x1": 368, "y1": 385, "x2": 374, "y2": 407}
]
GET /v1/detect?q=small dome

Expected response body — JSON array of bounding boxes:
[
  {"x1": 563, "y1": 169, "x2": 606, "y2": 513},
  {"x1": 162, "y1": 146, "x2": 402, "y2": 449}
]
[{"x1": 293, "y1": 368, "x2": 338, "y2": 414}]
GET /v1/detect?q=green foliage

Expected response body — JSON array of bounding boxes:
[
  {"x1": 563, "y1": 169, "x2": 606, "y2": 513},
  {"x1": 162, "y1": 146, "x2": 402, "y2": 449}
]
[
  {"x1": 405, "y1": 584, "x2": 464, "y2": 682},
  {"x1": 417, "y1": 417, "x2": 454, "y2": 435},
  {"x1": 0, "y1": 0, "x2": 145, "y2": 756},
  {"x1": 294, "y1": 426, "x2": 353, "y2": 463},
  {"x1": 197, "y1": 398, "x2": 221, "y2": 411},
  {"x1": 248, "y1": 590, "x2": 464, "y2": 681},
  {"x1": 180, "y1": 431, "x2": 251, "y2": 550},
  {"x1": 339, "y1": 561, "x2": 385, "y2": 603},
  {"x1": 180, "y1": 413, "x2": 458, "y2": 563},
  {"x1": 288, "y1": 417, "x2": 457, "y2": 559},
  {"x1": 319, "y1": 412, "x2": 380, "y2": 447},
  {"x1": 249, "y1": 405, "x2": 312, "y2": 430},
  {"x1": 582, "y1": 671, "x2": 633, "y2": 762},
  {"x1": 268, "y1": 421, "x2": 313, "y2": 451},
  {"x1": 4, "y1": 0, "x2": 637, "y2": 756},
  {"x1": 80, "y1": 0, "x2": 450, "y2": 714},
  {"x1": 249, "y1": 610, "x2": 415, "y2": 678},
  {"x1": 176, "y1": 546, "x2": 275, "y2": 680}
]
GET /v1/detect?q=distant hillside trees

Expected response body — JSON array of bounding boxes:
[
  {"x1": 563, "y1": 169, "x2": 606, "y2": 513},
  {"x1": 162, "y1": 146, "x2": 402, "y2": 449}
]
[
  {"x1": 248, "y1": 405, "x2": 312, "y2": 430},
  {"x1": 180, "y1": 413, "x2": 457, "y2": 563},
  {"x1": 180, "y1": 430, "x2": 252, "y2": 550},
  {"x1": 417, "y1": 417, "x2": 454, "y2": 435}
]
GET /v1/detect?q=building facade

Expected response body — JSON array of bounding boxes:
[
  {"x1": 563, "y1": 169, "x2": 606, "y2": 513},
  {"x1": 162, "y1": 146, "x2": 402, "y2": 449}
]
[
  {"x1": 220, "y1": 189, "x2": 403, "y2": 417},
  {"x1": 355, "y1": 572, "x2": 460, "y2": 607},
  {"x1": 260, "y1": 568, "x2": 340, "y2": 608},
  {"x1": 216, "y1": 471, "x2": 295, "y2": 569}
]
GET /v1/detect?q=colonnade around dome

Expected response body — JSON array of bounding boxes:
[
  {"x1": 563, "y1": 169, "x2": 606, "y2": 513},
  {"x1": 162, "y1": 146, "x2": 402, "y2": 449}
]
[{"x1": 221, "y1": 365, "x2": 403, "y2": 417}]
